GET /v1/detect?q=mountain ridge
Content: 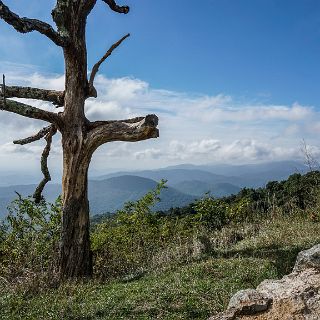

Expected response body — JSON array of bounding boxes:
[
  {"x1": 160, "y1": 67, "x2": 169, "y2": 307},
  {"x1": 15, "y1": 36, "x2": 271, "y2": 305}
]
[{"x1": 0, "y1": 161, "x2": 310, "y2": 220}]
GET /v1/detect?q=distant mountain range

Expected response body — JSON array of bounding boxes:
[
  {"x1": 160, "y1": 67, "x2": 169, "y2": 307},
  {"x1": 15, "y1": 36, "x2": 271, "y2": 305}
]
[
  {"x1": 0, "y1": 176, "x2": 196, "y2": 220},
  {"x1": 96, "y1": 160, "x2": 307, "y2": 188},
  {"x1": 0, "y1": 160, "x2": 309, "y2": 220}
]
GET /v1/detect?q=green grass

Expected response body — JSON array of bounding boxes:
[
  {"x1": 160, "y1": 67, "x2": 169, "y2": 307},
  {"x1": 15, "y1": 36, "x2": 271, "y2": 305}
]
[
  {"x1": 0, "y1": 258, "x2": 276, "y2": 320},
  {"x1": 1, "y1": 216, "x2": 320, "y2": 320}
]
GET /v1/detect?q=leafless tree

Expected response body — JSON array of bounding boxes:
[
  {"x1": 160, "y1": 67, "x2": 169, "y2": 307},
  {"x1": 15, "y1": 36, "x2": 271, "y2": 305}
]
[
  {"x1": 300, "y1": 139, "x2": 319, "y2": 172},
  {"x1": 0, "y1": 0, "x2": 159, "y2": 279}
]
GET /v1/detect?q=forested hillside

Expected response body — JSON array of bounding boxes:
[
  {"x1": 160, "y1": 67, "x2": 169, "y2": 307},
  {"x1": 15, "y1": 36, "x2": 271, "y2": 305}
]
[{"x1": 0, "y1": 160, "x2": 308, "y2": 219}]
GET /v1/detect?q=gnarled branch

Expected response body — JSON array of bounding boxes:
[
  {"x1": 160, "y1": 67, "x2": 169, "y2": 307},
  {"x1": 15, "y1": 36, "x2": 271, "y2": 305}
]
[
  {"x1": 102, "y1": 0, "x2": 129, "y2": 14},
  {"x1": 88, "y1": 114, "x2": 159, "y2": 151},
  {"x1": 0, "y1": 98, "x2": 61, "y2": 124},
  {"x1": 0, "y1": 1, "x2": 68, "y2": 47},
  {"x1": 1, "y1": 86, "x2": 64, "y2": 106},
  {"x1": 88, "y1": 33, "x2": 130, "y2": 97},
  {"x1": 33, "y1": 126, "x2": 57, "y2": 203},
  {"x1": 13, "y1": 125, "x2": 53, "y2": 145}
]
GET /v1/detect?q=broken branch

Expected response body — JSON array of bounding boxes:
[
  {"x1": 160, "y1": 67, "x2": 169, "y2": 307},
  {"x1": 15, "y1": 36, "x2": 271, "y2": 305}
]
[
  {"x1": 101, "y1": 0, "x2": 129, "y2": 14},
  {"x1": 88, "y1": 116, "x2": 145, "y2": 129},
  {"x1": 88, "y1": 33, "x2": 130, "y2": 96},
  {"x1": 88, "y1": 114, "x2": 159, "y2": 151},
  {"x1": 33, "y1": 126, "x2": 57, "y2": 203},
  {"x1": 0, "y1": 1, "x2": 68, "y2": 46},
  {"x1": 0, "y1": 98, "x2": 61, "y2": 124},
  {"x1": 1, "y1": 86, "x2": 64, "y2": 106}
]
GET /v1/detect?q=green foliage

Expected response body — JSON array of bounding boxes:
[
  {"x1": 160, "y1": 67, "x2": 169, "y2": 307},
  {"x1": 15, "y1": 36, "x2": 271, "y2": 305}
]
[
  {"x1": 92, "y1": 180, "x2": 170, "y2": 278},
  {"x1": 193, "y1": 194, "x2": 228, "y2": 229},
  {"x1": 226, "y1": 196, "x2": 254, "y2": 222},
  {"x1": 0, "y1": 196, "x2": 62, "y2": 290},
  {"x1": 265, "y1": 171, "x2": 320, "y2": 214}
]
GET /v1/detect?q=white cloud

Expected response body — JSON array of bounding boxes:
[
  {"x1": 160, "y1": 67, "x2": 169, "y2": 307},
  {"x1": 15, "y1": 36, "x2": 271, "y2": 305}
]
[
  {"x1": 134, "y1": 148, "x2": 163, "y2": 160},
  {"x1": 1, "y1": 68, "x2": 320, "y2": 172},
  {"x1": 131, "y1": 138, "x2": 306, "y2": 164},
  {"x1": 94, "y1": 75, "x2": 149, "y2": 101}
]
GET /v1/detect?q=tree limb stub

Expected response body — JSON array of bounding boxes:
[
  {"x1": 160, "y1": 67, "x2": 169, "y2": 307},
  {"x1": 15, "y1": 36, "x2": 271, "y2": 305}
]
[
  {"x1": 13, "y1": 125, "x2": 53, "y2": 145},
  {"x1": 1, "y1": 86, "x2": 64, "y2": 106},
  {"x1": 88, "y1": 114, "x2": 159, "y2": 151},
  {"x1": 33, "y1": 126, "x2": 57, "y2": 203},
  {"x1": 88, "y1": 116, "x2": 145, "y2": 129},
  {"x1": 0, "y1": 1, "x2": 68, "y2": 47},
  {"x1": 0, "y1": 98, "x2": 61, "y2": 124},
  {"x1": 88, "y1": 33, "x2": 130, "y2": 97},
  {"x1": 102, "y1": 0, "x2": 129, "y2": 14}
]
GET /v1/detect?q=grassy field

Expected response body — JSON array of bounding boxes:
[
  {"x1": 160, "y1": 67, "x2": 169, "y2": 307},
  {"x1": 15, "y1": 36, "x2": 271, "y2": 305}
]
[{"x1": 1, "y1": 216, "x2": 320, "y2": 320}]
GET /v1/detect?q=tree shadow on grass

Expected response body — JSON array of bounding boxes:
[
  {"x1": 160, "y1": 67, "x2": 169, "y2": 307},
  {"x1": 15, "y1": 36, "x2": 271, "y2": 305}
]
[
  {"x1": 212, "y1": 244, "x2": 306, "y2": 277},
  {"x1": 71, "y1": 304, "x2": 209, "y2": 320}
]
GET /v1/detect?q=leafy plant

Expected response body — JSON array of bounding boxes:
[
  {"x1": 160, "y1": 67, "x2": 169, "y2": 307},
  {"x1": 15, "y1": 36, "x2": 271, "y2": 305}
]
[
  {"x1": 193, "y1": 194, "x2": 228, "y2": 229},
  {"x1": 91, "y1": 180, "x2": 168, "y2": 278},
  {"x1": 0, "y1": 195, "x2": 62, "y2": 291}
]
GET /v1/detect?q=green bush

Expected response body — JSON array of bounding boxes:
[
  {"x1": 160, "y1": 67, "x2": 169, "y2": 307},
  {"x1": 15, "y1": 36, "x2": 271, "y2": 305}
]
[
  {"x1": 193, "y1": 195, "x2": 228, "y2": 229},
  {"x1": 0, "y1": 196, "x2": 62, "y2": 292},
  {"x1": 91, "y1": 180, "x2": 168, "y2": 278}
]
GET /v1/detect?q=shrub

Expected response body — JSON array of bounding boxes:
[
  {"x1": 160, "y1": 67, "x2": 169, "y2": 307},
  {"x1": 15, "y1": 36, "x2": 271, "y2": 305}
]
[
  {"x1": 193, "y1": 195, "x2": 228, "y2": 229},
  {"x1": 0, "y1": 196, "x2": 61, "y2": 292},
  {"x1": 91, "y1": 180, "x2": 168, "y2": 278}
]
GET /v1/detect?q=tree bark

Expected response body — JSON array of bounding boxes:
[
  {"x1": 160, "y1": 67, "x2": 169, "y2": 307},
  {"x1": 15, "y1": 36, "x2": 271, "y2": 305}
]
[
  {"x1": 59, "y1": 139, "x2": 92, "y2": 277},
  {"x1": 58, "y1": 8, "x2": 93, "y2": 277}
]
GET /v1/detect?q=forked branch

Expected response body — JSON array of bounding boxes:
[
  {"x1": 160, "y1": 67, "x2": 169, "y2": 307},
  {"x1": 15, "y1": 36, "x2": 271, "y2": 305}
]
[
  {"x1": 102, "y1": 0, "x2": 129, "y2": 14},
  {"x1": 13, "y1": 124, "x2": 57, "y2": 203},
  {"x1": 1, "y1": 86, "x2": 64, "y2": 106},
  {"x1": 13, "y1": 125, "x2": 53, "y2": 145},
  {"x1": 88, "y1": 33, "x2": 130, "y2": 97},
  {"x1": 0, "y1": 1, "x2": 68, "y2": 46},
  {"x1": 0, "y1": 98, "x2": 61, "y2": 124},
  {"x1": 88, "y1": 114, "x2": 159, "y2": 151},
  {"x1": 33, "y1": 126, "x2": 57, "y2": 203}
]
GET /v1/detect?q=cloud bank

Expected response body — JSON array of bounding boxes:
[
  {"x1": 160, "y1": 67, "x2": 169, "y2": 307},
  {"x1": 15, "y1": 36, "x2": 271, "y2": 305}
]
[{"x1": 0, "y1": 67, "x2": 319, "y2": 175}]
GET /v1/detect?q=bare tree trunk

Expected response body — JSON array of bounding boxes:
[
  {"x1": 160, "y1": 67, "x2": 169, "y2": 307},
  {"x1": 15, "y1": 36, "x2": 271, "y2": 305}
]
[
  {"x1": 60, "y1": 139, "x2": 92, "y2": 277},
  {"x1": 58, "y1": 18, "x2": 93, "y2": 276}
]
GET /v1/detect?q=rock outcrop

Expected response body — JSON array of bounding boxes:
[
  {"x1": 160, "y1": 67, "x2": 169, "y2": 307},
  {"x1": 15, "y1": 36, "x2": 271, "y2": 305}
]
[{"x1": 209, "y1": 244, "x2": 320, "y2": 320}]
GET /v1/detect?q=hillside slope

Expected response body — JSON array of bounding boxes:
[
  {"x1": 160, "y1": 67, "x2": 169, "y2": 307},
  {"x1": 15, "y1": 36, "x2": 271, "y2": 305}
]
[
  {"x1": 88, "y1": 175, "x2": 196, "y2": 213},
  {"x1": 0, "y1": 175, "x2": 195, "y2": 218}
]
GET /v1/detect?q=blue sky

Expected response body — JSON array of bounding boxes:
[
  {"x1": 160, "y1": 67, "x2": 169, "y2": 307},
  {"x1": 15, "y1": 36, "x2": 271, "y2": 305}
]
[
  {"x1": 2, "y1": 0, "x2": 320, "y2": 104},
  {"x1": 0, "y1": 0, "x2": 320, "y2": 175}
]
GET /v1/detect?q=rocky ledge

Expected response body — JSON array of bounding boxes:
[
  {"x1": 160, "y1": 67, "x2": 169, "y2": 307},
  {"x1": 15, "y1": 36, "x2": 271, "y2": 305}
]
[{"x1": 209, "y1": 244, "x2": 320, "y2": 320}]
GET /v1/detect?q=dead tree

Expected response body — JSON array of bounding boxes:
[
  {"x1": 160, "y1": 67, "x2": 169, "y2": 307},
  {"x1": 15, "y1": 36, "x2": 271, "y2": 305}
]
[{"x1": 0, "y1": 0, "x2": 159, "y2": 278}]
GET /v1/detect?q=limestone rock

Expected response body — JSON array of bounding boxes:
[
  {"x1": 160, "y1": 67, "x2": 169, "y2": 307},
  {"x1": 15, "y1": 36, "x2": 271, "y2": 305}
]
[
  {"x1": 294, "y1": 244, "x2": 320, "y2": 273},
  {"x1": 209, "y1": 244, "x2": 320, "y2": 320},
  {"x1": 227, "y1": 289, "x2": 271, "y2": 314}
]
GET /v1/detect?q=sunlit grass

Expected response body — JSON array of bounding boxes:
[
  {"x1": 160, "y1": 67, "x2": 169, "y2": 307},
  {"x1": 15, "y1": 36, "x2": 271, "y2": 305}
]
[{"x1": 1, "y1": 215, "x2": 319, "y2": 320}]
